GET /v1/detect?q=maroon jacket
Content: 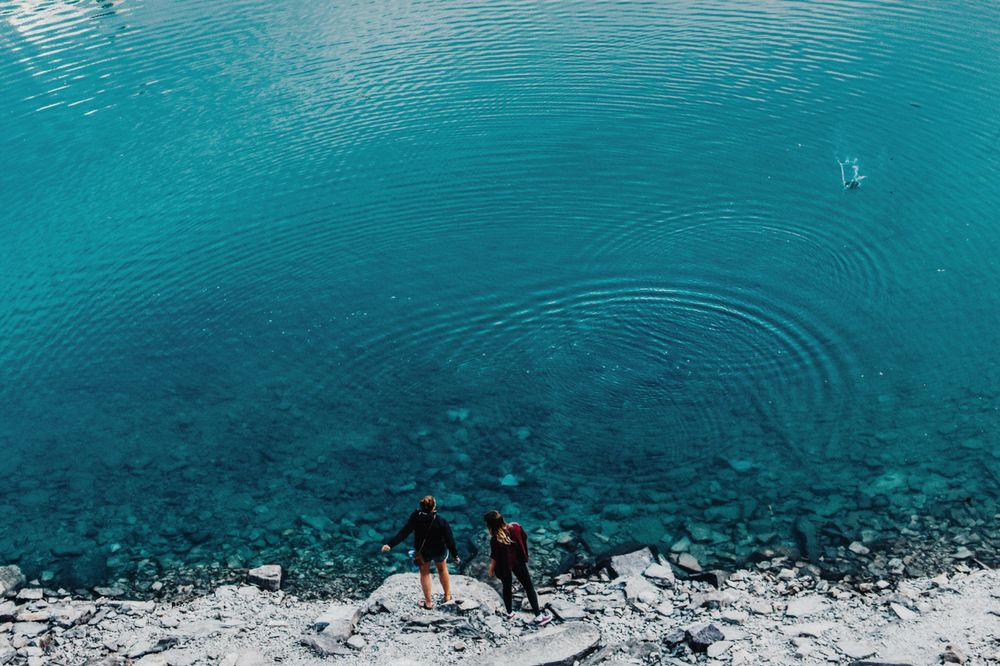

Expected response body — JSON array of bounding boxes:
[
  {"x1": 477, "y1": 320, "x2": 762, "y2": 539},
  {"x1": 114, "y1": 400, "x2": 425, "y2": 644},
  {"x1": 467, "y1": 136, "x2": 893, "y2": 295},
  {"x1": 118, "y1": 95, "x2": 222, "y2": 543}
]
[{"x1": 490, "y1": 522, "x2": 529, "y2": 573}]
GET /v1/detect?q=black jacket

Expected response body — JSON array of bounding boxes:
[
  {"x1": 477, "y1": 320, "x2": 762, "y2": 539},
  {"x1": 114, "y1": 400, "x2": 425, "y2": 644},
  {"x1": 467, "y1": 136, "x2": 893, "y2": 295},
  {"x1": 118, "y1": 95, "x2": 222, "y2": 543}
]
[{"x1": 386, "y1": 510, "x2": 458, "y2": 558}]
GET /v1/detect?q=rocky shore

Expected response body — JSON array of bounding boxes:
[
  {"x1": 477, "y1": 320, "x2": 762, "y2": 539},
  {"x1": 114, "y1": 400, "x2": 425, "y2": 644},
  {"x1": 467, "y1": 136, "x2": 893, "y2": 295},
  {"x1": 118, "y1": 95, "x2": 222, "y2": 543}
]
[{"x1": 2, "y1": 546, "x2": 999, "y2": 666}]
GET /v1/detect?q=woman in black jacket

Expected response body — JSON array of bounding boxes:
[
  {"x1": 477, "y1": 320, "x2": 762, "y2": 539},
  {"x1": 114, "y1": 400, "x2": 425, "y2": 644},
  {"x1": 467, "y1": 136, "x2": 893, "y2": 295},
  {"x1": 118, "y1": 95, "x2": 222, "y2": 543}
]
[{"x1": 381, "y1": 495, "x2": 460, "y2": 609}]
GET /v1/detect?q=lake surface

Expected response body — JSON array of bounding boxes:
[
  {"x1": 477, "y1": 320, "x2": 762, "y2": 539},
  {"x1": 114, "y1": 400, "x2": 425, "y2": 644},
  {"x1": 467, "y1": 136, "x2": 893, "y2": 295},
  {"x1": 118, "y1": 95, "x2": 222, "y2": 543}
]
[{"x1": 2, "y1": 0, "x2": 1000, "y2": 594}]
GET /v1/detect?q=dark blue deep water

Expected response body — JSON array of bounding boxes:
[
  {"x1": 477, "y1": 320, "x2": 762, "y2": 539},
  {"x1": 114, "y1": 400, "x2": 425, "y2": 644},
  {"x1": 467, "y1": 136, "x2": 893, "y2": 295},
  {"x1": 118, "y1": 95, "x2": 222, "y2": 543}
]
[{"x1": 2, "y1": 0, "x2": 1000, "y2": 593}]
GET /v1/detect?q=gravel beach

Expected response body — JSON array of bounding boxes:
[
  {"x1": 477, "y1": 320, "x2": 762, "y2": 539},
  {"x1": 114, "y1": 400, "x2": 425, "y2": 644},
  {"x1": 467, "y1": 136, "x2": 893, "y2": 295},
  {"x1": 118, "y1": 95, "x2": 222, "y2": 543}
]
[{"x1": 3, "y1": 547, "x2": 999, "y2": 665}]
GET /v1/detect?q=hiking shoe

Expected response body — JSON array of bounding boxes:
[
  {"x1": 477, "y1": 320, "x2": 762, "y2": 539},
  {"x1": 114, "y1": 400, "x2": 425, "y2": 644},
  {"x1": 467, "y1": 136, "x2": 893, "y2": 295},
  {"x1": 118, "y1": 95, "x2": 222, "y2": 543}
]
[{"x1": 532, "y1": 612, "x2": 551, "y2": 626}]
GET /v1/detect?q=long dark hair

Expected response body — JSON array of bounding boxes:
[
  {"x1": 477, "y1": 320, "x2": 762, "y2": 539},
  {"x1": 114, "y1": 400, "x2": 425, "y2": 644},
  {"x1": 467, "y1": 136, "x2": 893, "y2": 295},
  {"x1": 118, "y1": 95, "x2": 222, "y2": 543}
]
[{"x1": 484, "y1": 510, "x2": 512, "y2": 545}]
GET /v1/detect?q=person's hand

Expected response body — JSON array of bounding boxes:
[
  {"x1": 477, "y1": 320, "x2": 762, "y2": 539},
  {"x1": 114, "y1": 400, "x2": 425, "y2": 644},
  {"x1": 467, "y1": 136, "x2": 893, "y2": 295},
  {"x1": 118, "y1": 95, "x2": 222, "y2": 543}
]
[
  {"x1": 487, "y1": 564, "x2": 495, "y2": 577},
  {"x1": 380, "y1": 544, "x2": 391, "y2": 553}
]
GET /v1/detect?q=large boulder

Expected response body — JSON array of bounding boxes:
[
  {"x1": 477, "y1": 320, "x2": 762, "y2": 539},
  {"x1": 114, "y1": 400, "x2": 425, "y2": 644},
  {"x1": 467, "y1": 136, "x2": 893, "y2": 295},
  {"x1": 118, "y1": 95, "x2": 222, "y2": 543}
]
[
  {"x1": 609, "y1": 548, "x2": 658, "y2": 578},
  {"x1": 0, "y1": 566, "x2": 25, "y2": 598},
  {"x1": 686, "y1": 623, "x2": 724, "y2": 653},
  {"x1": 366, "y1": 573, "x2": 501, "y2": 615},
  {"x1": 476, "y1": 622, "x2": 600, "y2": 666},
  {"x1": 246, "y1": 565, "x2": 281, "y2": 591},
  {"x1": 311, "y1": 604, "x2": 361, "y2": 641}
]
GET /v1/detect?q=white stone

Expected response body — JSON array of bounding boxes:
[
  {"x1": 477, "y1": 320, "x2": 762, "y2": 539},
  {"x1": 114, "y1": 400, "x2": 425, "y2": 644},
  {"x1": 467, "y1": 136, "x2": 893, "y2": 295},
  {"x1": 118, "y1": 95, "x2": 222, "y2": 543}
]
[
  {"x1": 785, "y1": 595, "x2": 827, "y2": 617},
  {"x1": 655, "y1": 601, "x2": 675, "y2": 616},
  {"x1": 838, "y1": 639, "x2": 877, "y2": 659},
  {"x1": 547, "y1": 599, "x2": 586, "y2": 621},
  {"x1": 311, "y1": 604, "x2": 361, "y2": 641},
  {"x1": 643, "y1": 562, "x2": 675, "y2": 584},
  {"x1": 721, "y1": 609, "x2": 748, "y2": 624},
  {"x1": 610, "y1": 548, "x2": 657, "y2": 578},
  {"x1": 706, "y1": 640, "x2": 732, "y2": 658},
  {"x1": 676, "y1": 552, "x2": 701, "y2": 572},
  {"x1": 622, "y1": 576, "x2": 660, "y2": 605}
]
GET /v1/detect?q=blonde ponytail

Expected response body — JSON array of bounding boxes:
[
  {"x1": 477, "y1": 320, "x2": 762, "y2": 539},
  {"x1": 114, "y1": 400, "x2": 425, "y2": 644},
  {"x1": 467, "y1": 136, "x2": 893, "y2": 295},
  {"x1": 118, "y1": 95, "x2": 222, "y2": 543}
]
[{"x1": 484, "y1": 510, "x2": 513, "y2": 544}]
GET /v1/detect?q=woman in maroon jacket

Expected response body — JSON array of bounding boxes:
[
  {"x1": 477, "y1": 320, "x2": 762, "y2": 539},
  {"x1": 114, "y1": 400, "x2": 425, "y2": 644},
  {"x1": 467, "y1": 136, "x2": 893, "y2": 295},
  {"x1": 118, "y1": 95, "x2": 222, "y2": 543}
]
[{"x1": 484, "y1": 510, "x2": 551, "y2": 625}]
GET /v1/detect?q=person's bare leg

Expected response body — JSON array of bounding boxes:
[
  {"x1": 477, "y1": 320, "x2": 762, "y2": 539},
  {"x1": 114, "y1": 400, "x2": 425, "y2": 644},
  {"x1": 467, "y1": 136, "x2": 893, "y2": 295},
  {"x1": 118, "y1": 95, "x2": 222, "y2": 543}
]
[
  {"x1": 419, "y1": 563, "x2": 433, "y2": 608},
  {"x1": 437, "y1": 560, "x2": 452, "y2": 601}
]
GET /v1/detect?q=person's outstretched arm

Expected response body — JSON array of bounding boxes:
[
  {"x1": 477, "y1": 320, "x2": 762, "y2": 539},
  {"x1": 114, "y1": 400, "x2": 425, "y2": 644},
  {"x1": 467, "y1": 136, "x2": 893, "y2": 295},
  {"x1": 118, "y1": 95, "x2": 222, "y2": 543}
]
[
  {"x1": 381, "y1": 512, "x2": 416, "y2": 551},
  {"x1": 443, "y1": 519, "x2": 459, "y2": 561}
]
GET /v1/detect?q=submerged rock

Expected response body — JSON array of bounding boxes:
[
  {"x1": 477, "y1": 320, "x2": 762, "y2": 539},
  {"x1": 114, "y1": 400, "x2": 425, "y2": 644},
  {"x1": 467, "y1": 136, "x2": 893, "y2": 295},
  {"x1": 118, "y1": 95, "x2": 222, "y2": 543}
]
[
  {"x1": 0, "y1": 565, "x2": 26, "y2": 597},
  {"x1": 500, "y1": 474, "x2": 520, "y2": 488},
  {"x1": 793, "y1": 516, "x2": 819, "y2": 561}
]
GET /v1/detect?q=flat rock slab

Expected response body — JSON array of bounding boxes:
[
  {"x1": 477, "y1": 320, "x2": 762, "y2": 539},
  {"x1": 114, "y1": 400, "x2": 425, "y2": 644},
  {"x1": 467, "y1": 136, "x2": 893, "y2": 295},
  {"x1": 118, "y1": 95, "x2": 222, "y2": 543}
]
[
  {"x1": 781, "y1": 622, "x2": 835, "y2": 637},
  {"x1": 547, "y1": 599, "x2": 586, "y2": 621},
  {"x1": 610, "y1": 548, "x2": 658, "y2": 578},
  {"x1": 476, "y1": 622, "x2": 600, "y2": 666},
  {"x1": 785, "y1": 595, "x2": 827, "y2": 617},
  {"x1": 170, "y1": 619, "x2": 228, "y2": 639},
  {"x1": 12, "y1": 622, "x2": 48, "y2": 637}
]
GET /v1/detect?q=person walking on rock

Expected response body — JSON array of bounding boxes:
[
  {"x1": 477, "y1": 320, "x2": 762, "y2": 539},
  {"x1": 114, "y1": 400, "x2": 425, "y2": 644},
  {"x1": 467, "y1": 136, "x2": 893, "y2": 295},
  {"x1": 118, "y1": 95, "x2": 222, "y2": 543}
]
[
  {"x1": 484, "y1": 510, "x2": 550, "y2": 625},
  {"x1": 382, "y1": 495, "x2": 460, "y2": 609}
]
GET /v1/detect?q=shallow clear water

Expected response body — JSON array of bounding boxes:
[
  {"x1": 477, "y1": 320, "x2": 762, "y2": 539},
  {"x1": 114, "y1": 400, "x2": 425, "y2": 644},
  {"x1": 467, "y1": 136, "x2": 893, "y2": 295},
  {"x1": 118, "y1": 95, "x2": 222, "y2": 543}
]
[{"x1": 3, "y1": 0, "x2": 1000, "y2": 593}]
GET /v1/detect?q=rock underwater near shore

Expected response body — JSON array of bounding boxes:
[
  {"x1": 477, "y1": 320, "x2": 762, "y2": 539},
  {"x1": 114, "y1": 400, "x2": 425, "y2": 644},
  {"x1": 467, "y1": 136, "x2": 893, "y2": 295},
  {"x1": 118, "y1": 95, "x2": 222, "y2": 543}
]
[{"x1": 3, "y1": 547, "x2": 1000, "y2": 665}]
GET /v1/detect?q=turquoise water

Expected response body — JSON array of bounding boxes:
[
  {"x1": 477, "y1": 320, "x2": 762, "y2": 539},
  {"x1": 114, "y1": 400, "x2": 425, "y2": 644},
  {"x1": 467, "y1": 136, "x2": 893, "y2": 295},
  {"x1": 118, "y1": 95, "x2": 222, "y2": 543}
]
[{"x1": 2, "y1": 0, "x2": 1000, "y2": 593}]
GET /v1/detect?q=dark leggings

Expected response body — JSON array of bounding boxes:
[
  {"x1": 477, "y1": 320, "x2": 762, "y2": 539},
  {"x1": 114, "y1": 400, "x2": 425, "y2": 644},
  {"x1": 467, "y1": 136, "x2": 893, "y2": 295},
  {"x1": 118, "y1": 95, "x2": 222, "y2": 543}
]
[{"x1": 497, "y1": 561, "x2": 540, "y2": 614}]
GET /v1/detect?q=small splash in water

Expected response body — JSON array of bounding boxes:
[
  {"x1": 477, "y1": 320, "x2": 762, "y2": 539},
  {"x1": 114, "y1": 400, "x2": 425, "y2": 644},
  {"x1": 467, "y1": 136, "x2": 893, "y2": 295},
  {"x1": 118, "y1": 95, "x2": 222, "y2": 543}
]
[{"x1": 838, "y1": 158, "x2": 866, "y2": 190}]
